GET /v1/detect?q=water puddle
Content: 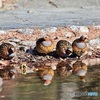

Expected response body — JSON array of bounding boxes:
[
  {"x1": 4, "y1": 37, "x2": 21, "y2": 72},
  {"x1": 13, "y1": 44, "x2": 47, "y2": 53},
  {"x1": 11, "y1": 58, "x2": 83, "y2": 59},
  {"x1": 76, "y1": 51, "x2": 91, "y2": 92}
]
[{"x1": 0, "y1": 65, "x2": 100, "y2": 100}]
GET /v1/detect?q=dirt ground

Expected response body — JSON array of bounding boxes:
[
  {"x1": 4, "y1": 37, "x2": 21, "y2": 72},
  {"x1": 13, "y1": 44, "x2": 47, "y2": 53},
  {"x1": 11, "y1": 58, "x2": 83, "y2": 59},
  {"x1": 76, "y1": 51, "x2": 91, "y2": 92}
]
[{"x1": 0, "y1": 26, "x2": 100, "y2": 72}]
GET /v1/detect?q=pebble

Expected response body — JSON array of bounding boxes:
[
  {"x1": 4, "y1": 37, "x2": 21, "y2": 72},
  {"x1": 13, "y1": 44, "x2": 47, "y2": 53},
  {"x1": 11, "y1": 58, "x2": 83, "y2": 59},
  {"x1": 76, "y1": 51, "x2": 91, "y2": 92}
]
[
  {"x1": 41, "y1": 27, "x2": 57, "y2": 34},
  {"x1": 0, "y1": 30, "x2": 7, "y2": 34},
  {"x1": 79, "y1": 26, "x2": 89, "y2": 33},
  {"x1": 65, "y1": 31, "x2": 75, "y2": 38},
  {"x1": 70, "y1": 25, "x2": 79, "y2": 31},
  {"x1": 20, "y1": 41, "x2": 36, "y2": 47},
  {"x1": 17, "y1": 29, "x2": 34, "y2": 34},
  {"x1": 70, "y1": 26, "x2": 89, "y2": 33},
  {"x1": 87, "y1": 51, "x2": 92, "y2": 56},
  {"x1": 9, "y1": 38, "x2": 21, "y2": 43},
  {"x1": 94, "y1": 25, "x2": 100, "y2": 29},
  {"x1": 89, "y1": 38, "x2": 100, "y2": 49}
]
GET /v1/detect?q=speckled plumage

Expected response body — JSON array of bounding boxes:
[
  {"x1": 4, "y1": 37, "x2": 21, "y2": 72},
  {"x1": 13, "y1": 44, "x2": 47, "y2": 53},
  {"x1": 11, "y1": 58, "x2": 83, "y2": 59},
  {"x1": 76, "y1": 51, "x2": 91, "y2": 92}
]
[
  {"x1": 0, "y1": 43, "x2": 16, "y2": 59},
  {"x1": 35, "y1": 37, "x2": 54, "y2": 54},
  {"x1": 56, "y1": 40, "x2": 72, "y2": 58},
  {"x1": 57, "y1": 61, "x2": 72, "y2": 78},
  {"x1": 72, "y1": 36, "x2": 87, "y2": 58}
]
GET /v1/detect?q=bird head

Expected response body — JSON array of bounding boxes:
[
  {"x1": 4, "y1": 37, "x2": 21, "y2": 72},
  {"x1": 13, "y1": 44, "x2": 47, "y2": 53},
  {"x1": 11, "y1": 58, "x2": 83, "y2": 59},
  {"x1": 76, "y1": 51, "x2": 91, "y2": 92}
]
[
  {"x1": 44, "y1": 37, "x2": 51, "y2": 41},
  {"x1": 7, "y1": 47, "x2": 16, "y2": 58},
  {"x1": 79, "y1": 36, "x2": 87, "y2": 42}
]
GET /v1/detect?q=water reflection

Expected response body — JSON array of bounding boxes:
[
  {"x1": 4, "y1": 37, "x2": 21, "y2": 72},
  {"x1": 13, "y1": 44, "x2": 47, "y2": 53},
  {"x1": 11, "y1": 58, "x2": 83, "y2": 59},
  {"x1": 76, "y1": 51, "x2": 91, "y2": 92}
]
[{"x1": 0, "y1": 62, "x2": 100, "y2": 100}]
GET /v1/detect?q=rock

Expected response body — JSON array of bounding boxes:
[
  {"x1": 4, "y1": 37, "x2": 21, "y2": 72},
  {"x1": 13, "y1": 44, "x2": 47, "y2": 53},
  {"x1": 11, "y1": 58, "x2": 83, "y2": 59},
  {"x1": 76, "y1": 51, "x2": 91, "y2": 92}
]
[
  {"x1": 9, "y1": 38, "x2": 21, "y2": 43},
  {"x1": 70, "y1": 25, "x2": 79, "y2": 31},
  {"x1": 0, "y1": 30, "x2": 7, "y2": 34},
  {"x1": 65, "y1": 31, "x2": 75, "y2": 38},
  {"x1": 20, "y1": 41, "x2": 36, "y2": 47},
  {"x1": 17, "y1": 29, "x2": 34, "y2": 34},
  {"x1": 89, "y1": 38, "x2": 100, "y2": 49},
  {"x1": 79, "y1": 26, "x2": 89, "y2": 33},
  {"x1": 87, "y1": 51, "x2": 92, "y2": 56},
  {"x1": 41, "y1": 27, "x2": 57, "y2": 34},
  {"x1": 70, "y1": 26, "x2": 89, "y2": 33},
  {"x1": 94, "y1": 25, "x2": 100, "y2": 29},
  {"x1": 0, "y1": 0, "x2": 2, "y2": 8}
]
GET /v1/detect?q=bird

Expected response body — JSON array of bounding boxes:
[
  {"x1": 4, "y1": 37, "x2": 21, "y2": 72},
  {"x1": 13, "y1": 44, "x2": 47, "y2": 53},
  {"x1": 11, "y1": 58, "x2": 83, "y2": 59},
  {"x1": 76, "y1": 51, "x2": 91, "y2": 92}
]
[
  {"x1": 35, "y1": 37, "x2": 54, "y2": 55},
  {"x1": 72, "y1": 61, "x2": 87, "y2": 82},
  {"x1": 0, "y1": 43, "x2": 16, "y2": 60},
  {"x1": 56, "y1": 40, "x2": 72, "y2": 58},
  {"x1": 41, "y1": 68, "x2": 54, "y2": 86},
  {"x1": 72, "y1": 36, "x2": 87, "y2": 59},
  {"x1": 34, "y1": 65, "x2": 56, "y2": 86},
  {"x1": 0, "y1": 67, "x2": 16, "y2": 79},
  {"x1": 57, "y1": 61, "x2": 73, "y2": 78}
]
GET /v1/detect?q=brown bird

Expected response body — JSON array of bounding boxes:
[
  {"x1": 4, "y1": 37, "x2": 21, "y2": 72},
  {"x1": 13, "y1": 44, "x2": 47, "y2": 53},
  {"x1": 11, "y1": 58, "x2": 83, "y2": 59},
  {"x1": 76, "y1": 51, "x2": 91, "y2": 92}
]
[
  {"x1": 0, "y1": 67, "x2": 16, "y2": 79},
  {"x1": 41, "y1": 68, "x2": 54, "y2": 86},
  {"x1": 57, "y1": 61, "x2": 73, "y2": 78},
  {"x1": 35, "y1": 37, "x2": 54, "y2": 54},
  {"x1": 35, "y1": 65, "x2": 56, "y2": 86},
  {"x1": 72, "y1": 61, "x2": 87, "y2": 82},
  {"x1": 72, "y1": 36, "x2": 87, "y2": 59},
  {"x1": 0, "y1": 43, "x2": 16, "y2": 60},
  {"x1": 56, "y1": 40, "x2": 72, "y2": 58}
]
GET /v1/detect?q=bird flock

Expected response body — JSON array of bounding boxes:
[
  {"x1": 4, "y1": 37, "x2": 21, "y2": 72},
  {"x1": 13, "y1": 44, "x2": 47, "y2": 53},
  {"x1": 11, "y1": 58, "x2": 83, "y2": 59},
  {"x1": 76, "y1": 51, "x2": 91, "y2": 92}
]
[{"x1": 0, "y1": 35, "x2": 88, "y2": 86}]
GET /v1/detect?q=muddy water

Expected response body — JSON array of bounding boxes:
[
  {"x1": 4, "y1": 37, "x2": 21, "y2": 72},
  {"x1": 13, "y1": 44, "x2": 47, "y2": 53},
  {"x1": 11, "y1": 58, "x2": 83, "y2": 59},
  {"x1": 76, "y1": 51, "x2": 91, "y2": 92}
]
[{"x1": 0, "y1": 65, "x2": 100, "y2": 100}]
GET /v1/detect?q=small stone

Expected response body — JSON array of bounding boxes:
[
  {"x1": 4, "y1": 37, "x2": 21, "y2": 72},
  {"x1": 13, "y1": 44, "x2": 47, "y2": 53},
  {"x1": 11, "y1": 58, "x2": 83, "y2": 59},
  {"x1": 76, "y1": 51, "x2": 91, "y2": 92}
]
[
  {"x1": 87, "y1": 51, "x2": 92, "y2": 56},
  {"x1": 79, "y1": 26, "x2": 89, "y2": 33},
  {"x1": 0, "y1": 30, "x2": 7, "y2": 34},
  {"x1": 70, "y1": 25, "x2": 79, "y2": 31},
  {"x1": 89, "y1": 38, "x2": 100, "y2": 49},
  {"x1": 17, "y1": 29, "x2": 34, "y2": 34},
  {"x1": 20, "y1": 41, "x2": 35, "y2": 47},
  {"x1": 65, "y1": 31, "x2": 75, "y2": 38},
  {"x1": 41, "y1": 27, "x2": 57, "y2": 34},
  {"x1": 70, "y1": 26, "x2": 89, "y2": 33},
  {"x1": 94, "y1": 25, "x2": 100, "y2": 29},
  {"x1": 9, "y1": 38, "x2": 20, "y2": 43}
]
